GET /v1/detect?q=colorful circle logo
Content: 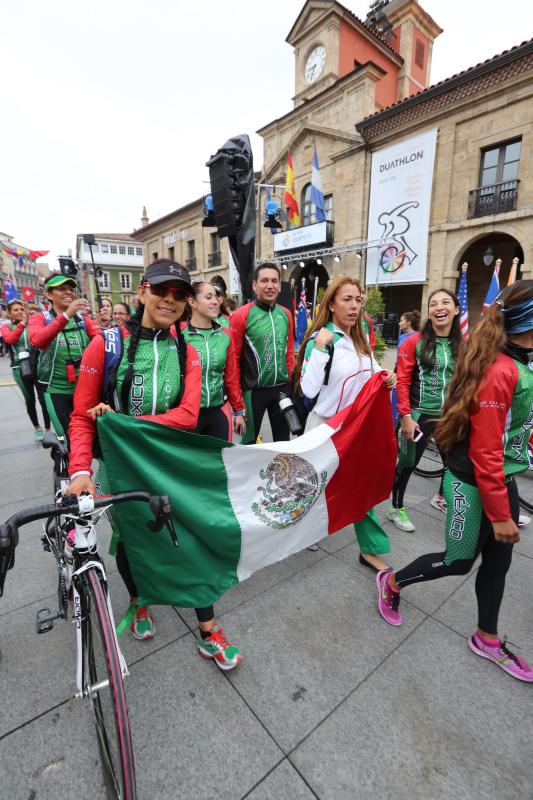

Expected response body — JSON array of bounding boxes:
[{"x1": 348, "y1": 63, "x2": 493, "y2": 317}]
[{"x1": 380, "y1": 246, "x2": 408, "y2": 274}]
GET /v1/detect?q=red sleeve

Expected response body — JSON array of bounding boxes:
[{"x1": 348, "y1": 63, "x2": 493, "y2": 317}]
[
  {"x1": 29, "y1": 311, "x2": 69, "y2": 349},
  {"x1": 468, "y1": 356, "x2": 517, "y2": 522},
  {"x1": 2, "y1": 323, "x2": 25, "y2": 345},
  {"x1": 68, "y1": 335, "x2": 106, "y2": 476},
  {"x1": 396, "y1": 332, "x2": 420, "y2": 417},
  {"x1": 222, "y1": 328, "x2": 244, "y2": 411},
  {"x1": 83, "y1": 315, "x2": 102, "y2": 339},
  {"x1": 140, "y1": 343, "x2": 201, "y2": 430},
  {"x1": 229, "y1": 304, "x2": 250, "y2": 376},
  {"x1": 284, "y1": 307, "x2": 295, "y2": 378}
]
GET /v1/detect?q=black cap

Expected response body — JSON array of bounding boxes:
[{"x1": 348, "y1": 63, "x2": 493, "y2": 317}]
[{"x1": 142, "y1": 259, "x2": 193, "y2": 293}]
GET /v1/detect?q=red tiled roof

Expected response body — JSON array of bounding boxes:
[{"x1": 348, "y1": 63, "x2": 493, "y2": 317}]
[{"x1": 357, "y1": 38, "x2": 533, "y2": 137}]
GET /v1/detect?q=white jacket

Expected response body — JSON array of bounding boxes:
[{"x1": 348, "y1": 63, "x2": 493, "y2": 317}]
[{"x1": 300, "y1": 324, "x2": 382, "y2": 419}]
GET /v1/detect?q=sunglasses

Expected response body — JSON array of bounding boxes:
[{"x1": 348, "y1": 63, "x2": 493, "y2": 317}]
[{"x1": 144, "y1": 283, "x2": 189, "y2": 301}]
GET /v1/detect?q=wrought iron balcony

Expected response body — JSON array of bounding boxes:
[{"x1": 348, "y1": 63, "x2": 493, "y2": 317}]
[
  {"x1": 185, "y1": 257, "x2": 197, "y2": 270},
  {"x1": 468, "y1": 179, "x2": 520, "y2": 219},
  {"x1": 208, "y1": 251, "x2": 222, "y2": 267}
]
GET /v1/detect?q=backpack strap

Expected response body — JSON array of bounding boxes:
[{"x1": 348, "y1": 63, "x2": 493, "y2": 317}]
[
  {"x1": 101, "y1": 327, "x2": 124, "y2": 408},
  {"x1": 171, "y1": 331, "x2": 187, "y2": 408}
]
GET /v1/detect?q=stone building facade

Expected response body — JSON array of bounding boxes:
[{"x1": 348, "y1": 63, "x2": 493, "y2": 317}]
[{"x1": 131, "y1": 0, "x2": 532, "y2": 318}]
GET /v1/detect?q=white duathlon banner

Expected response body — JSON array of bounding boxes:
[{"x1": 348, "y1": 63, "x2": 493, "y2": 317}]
[{"x1": 366, "y1": 128, "x2": 437, "y2": 286}]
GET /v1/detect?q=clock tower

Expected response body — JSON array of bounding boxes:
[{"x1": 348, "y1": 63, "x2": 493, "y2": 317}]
[{"x1": 287, "y1": 0, "x2": 441, "y2": 110}]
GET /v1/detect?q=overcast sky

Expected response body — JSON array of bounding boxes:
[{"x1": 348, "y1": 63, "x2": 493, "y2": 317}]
[{"x1": 1, "y1": 0, "x2": 530, "y2": 267}]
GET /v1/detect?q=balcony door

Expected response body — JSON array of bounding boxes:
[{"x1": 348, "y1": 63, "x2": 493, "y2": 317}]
[{"x1": 472, "y1": 139, "x2": 521, "y2": 217}]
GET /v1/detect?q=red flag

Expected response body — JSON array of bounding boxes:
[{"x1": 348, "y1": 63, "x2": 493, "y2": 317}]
[
  {"x1": 29, "y1": 250, "x2": 49, "y2": 261},
  {"x1": 21, "y1": 286, "x2": 35, "y2": 302},
  {"x1": 284, "y1": 152, "x2": 301, "y2": 226}
]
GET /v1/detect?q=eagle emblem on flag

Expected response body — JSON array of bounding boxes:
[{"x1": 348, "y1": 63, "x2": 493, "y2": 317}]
[{"x1": 252, "y1": 454, "x2": 327, "y2": 529}]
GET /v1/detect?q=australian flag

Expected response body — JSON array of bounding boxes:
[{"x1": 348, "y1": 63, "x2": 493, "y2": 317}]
[
  {"x1": 3, "y1": 276, "x2": 18, "y2": 303},
  {"x1": 457, "y1": 266, "x2": 469, "y2": 339},
  {"x1": 482, "y1": 263, "x2": 500, "y2": 314},
  {"x1": 295, "y1": 279, "x2": 308, "y2": 348}
]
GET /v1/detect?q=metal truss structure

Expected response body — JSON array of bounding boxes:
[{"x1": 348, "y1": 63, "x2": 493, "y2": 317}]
[{"x1": 256, "y1": 238, "x2": 391, "y2": 267}]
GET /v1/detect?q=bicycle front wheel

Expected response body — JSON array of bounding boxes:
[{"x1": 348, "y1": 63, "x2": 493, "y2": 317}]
[{"x1": 82, "y1": 567, "x2": 136, "y2": 800}]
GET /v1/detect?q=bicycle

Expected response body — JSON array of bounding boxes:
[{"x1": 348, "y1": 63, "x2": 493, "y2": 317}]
[
  {"x1": 517, "y1": 432, "x2": 533, "y2": 514},
  {"x1": 394, "y1": 417, "x2": 444, "y2": 479},
  {"x1": 0, "y1": 485, "x2": 177, "y2": 800}
]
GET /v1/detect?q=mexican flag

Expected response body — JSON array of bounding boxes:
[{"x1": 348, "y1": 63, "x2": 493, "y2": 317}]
[{"x1": 97, "y1": 373, "x2": 395, "y2": 608}]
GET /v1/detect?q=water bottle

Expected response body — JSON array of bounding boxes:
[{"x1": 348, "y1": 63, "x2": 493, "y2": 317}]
[{"x1": 279, "y1": 391, "x2": 303, "y2": 436}]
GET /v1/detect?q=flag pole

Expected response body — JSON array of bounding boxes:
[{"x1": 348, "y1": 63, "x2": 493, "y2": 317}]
[{"x1": 312, "y1": 275, "x2": 319, "y2": 319}]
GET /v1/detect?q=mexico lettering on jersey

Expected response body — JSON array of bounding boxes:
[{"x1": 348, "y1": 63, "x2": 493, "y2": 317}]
[{"x1": 397, "y1": 332, "x2": 454, "y2": 417}]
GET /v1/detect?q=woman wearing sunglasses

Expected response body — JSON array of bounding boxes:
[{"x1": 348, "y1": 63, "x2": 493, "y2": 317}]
[{"x1": 67, "y1": 260, "x2": 243, "y2": 670}]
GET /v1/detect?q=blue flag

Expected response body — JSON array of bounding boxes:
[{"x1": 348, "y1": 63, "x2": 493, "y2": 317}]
[
  {"x1": 4, "y1": 276, "x2": 18, "y2": 303},
  {"x1": 310, "y1": 148, "x2": 326, "y2": 223},
  {"x1": 296, "y1": 279, "x2": 308, "y2": 348},
  {"x1": 482, "y1": 263, "x2": 500, "y2": 314}
]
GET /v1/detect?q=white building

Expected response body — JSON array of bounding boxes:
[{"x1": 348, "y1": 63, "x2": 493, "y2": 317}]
[{"x1": 75, "y1": 233, "x2": 144, "y2": 307}]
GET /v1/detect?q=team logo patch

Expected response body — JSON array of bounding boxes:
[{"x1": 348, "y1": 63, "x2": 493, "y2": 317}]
[{"x1": 251, "y1": 454, "x2": 327, "y2": 529}]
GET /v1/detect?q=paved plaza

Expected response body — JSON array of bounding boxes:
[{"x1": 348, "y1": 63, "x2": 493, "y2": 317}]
[{"x1": 0, "y1": 353, "x2": 532, "y2": 800}]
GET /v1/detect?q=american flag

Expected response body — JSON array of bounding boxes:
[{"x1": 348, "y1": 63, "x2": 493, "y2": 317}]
[{"x1": 457, "y1": 264, "x2": 469, "y2": 339}]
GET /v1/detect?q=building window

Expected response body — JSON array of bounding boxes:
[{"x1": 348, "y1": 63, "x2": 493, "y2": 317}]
[
  {"x1": 301, "y1": 184, "x2": 332, "y2": 225},
  {"x1": 415, "y1": 39, "x2": 425, "y2": 69},
  {"x1": 186, "y1": 239, "x2": 196, "y2": 270},
  {"x1": 136, "y1": 247, "x2": 143, "y2": 256},
  {"x1": 119, "y1": 245, "x2": 126, "y2": 255},
  {"x1": 121, "y1": 294, "x2": 132, "y2": 304},
  {"x1": 110, "y1": 245, "x2": 117, "y2": 254},
  {"x1": 168, "y1": 246, "x2": 175, "y2": 261},
  {"x1": 120, "y1": 273, "x2": 132, "y2": 290},
  {"x1": 479, "y1": 139, "x2": 521, "y2": 187},
  {"x1": 127, "y1": 246, "x2": 134, "y2": 255},
  {"x1": 152, "y1": 252, "x2": 158, "y2": 262},
  {"x1": 101, "y1": 244, "x2": 109, "y2": 254},
  {"x1": 208, "y1": 233, "x2": 221, "y2": 267},
  {"x1": 98, "y1": 271, "x2": 110, "y2": 290},
  {"x1": 324, "y1": 194, "x2": 333, "y2": 221},
  {"x1": 468, "y1": 138, "x2": 522, "y2": 219}
]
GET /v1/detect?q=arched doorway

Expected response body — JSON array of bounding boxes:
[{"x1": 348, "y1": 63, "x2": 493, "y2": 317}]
[
  {"x1": 290, "y1": 259, "x2": 329, "y2": 303},
  {"x1": 456, "y1": 233, "x2": 524, "y2": 318}
]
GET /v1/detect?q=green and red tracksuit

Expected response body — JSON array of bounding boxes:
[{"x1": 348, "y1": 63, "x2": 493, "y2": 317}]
[
  {"x1": 29, "y1": 310, "x2": 100, "y2": 436},
  {"x1": 2, "y1": 321, "x2": 50, "y2": 430},
  {"x1": 395, "y1": 347, "x2": 533, "y2": 633},
  {"x1": 69, "y1": 324, "x2": 205, "y2": 614},
  {"x1": 183, "y1": 321, "x2": 245, "y2": 440},
  {"x1": 393, "y1": 331, "x2": 455, "y2": 507},
  {"x1": 230, "y1": 299, "x2": 295, "y2": 443}
]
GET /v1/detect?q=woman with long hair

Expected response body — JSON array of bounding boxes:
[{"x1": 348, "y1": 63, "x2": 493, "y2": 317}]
[
  {"x1": 183, "y1": 281, "x2": 246, "y2": 439},
  {"x1": 67, "y1": 261, "x2": 243, "y2": 671},
  {"x1": 294, "y1": 276, "x2": 396, "y2": 572},
  {"x1": 3, "y1": 300, "x2": 51, "y2": 441},
  {"x1": 388, "y1": 289, "x2": 462, "y2": 531},
  {"x1": 376, "y1": 280, "x2": 533, "y2": 682},
  {"x1": 397, "y1": 309, "x2": 421, "y2": 346}
]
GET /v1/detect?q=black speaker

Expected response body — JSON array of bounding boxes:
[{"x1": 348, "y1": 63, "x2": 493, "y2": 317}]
[
  {"x1": 277, "y1": 281, "x2": 294, "y2": 314},
  {"x1": 207, "y1": 152, "x2": 246, "y2": 238}
]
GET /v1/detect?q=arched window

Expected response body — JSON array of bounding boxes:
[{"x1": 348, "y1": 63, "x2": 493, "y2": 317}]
[{"x1": 301, "y1": 184, "x2": 333, "y2": 226}]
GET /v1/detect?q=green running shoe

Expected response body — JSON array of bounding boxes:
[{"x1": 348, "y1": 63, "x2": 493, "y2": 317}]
[
  {"x1": 387, "y1": 506, "x2": 416, "y2": 532},
  {"x1": 197, "y1": 624, "x2": 242, "y2": 671}
]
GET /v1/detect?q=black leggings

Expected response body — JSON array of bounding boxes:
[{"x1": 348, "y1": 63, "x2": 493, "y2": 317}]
[
  {"x1": 395, "y1": 476, "x2": 518, "y2": 634},
  {"x1": 393, "y1": 414, "x2": 443, "y2": 508},
  {"x1": 15, "y1": 372, "x2": 51, "y2": 429},
  {"x1": 244, "y1": 385, "x2": 290, "y2": 444},
  {"x1": 116, "y1": 542, "x2": 214, "y2": 622},
  {"x1": 194, "y1": 406, "x2": 230, "y2": 439},
  {"x1": 44, "y1": 391, "x2": 74, "y2": 439}
]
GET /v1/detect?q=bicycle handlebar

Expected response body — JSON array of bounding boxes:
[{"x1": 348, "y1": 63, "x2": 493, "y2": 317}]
[{"x1": 0, "y1": 491, "x2": 166, "y2": 550}]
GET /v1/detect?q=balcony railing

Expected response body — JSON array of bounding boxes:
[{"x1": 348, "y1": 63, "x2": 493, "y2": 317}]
[
  {"x1": 208, "y1": 251, "x2": 222, "y2": 267},
  {"x1": 468, "y1": 179, "x2": 520, "y2": 219},
  {"x1": 185, "y1": 257, "x2": 197, "y2": 270}
]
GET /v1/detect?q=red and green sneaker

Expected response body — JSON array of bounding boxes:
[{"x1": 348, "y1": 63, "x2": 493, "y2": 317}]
[
  {"x1": 130, "y1": 603, "x2": 155, "y2": 640},
  {"x1": 197, "y1": 624, "x2": 242, "y2": 671}
]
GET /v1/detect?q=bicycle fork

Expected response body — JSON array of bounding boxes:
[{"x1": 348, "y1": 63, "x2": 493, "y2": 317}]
[{"x1": 73, "y1": 560, "x2": 129, "y2": 700}]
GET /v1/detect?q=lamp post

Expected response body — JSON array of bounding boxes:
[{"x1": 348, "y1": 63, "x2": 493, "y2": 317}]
[{"x1": 83, "y1": 234, "x2": 103, "y2": 312}]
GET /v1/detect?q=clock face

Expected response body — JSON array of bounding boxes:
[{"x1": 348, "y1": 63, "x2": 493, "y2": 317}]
[{"x1": 304, "y1": 46, "x2": 326, "y2": 84}]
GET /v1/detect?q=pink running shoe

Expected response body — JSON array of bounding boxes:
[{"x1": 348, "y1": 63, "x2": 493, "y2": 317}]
[
  {"x1": 376, "y1": 570, "x2": 402, "y2": 626},
  {"x1": 468, "y1": 634, "x2": 533, "y2": 682}
]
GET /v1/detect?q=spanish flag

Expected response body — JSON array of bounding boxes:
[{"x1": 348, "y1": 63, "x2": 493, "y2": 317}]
[{"x1": 284, "y1": 152, "x2": 301, "y2": 227}]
